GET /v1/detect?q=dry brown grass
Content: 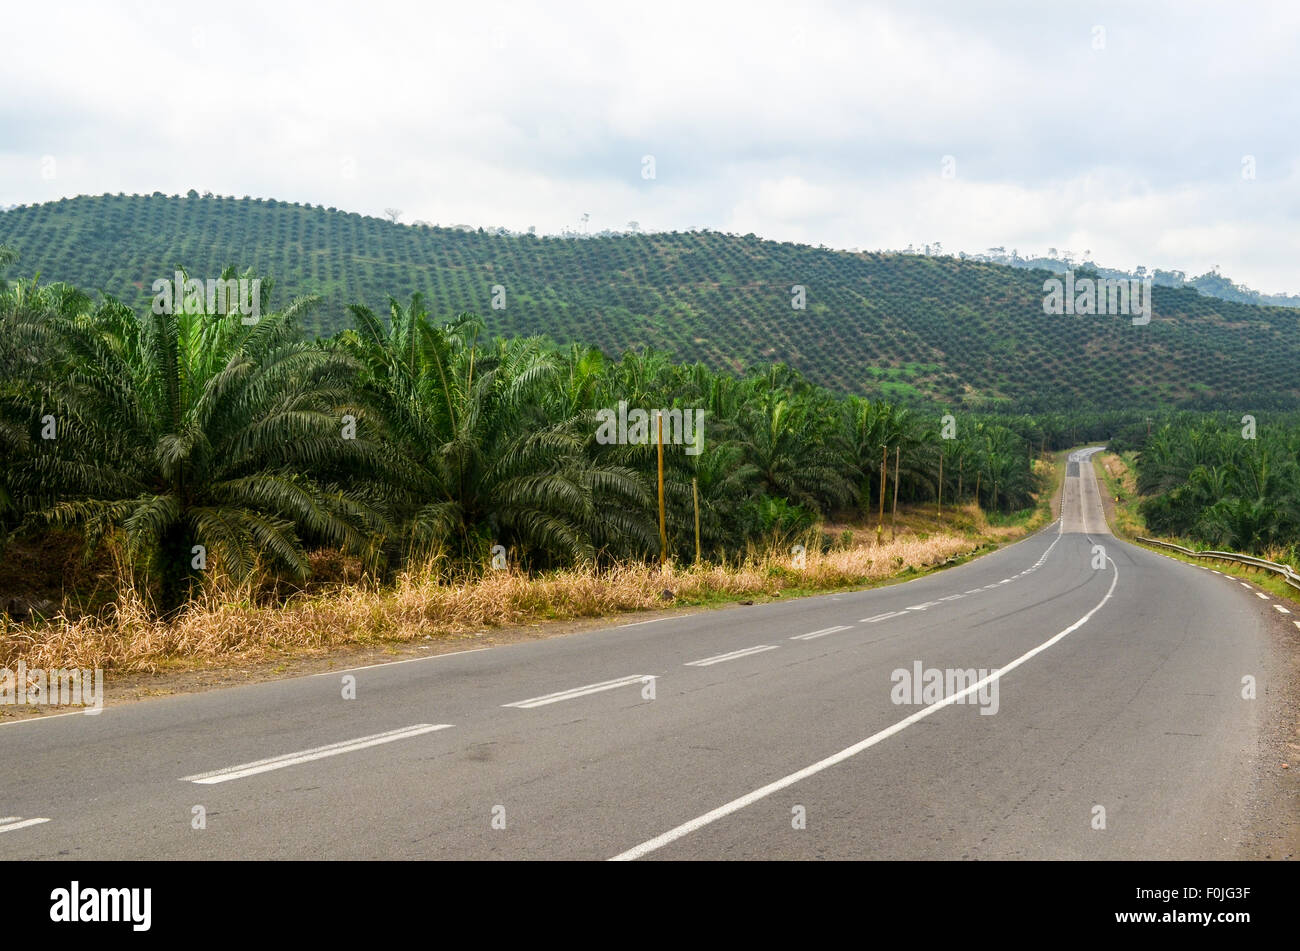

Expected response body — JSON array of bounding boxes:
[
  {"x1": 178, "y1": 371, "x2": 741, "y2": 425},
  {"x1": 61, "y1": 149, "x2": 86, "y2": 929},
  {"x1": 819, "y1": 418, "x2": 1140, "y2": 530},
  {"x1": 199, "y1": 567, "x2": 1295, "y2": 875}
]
[{"x1": 0, "y1": 532, "x2": 973, "y2": 673}]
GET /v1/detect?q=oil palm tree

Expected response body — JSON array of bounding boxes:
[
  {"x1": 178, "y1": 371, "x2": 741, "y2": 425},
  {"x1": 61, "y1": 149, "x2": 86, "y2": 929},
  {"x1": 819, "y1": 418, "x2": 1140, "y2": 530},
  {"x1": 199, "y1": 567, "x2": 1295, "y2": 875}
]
[
  {"x1": 10, "y1": 276, "x2": 395, "y2": 613},
  {"x1": 344, "y1": 297, "x2": 655, "y2": 566},
  {"x1": 735, "y1": 391, "x2": 852, "y2": 514}
]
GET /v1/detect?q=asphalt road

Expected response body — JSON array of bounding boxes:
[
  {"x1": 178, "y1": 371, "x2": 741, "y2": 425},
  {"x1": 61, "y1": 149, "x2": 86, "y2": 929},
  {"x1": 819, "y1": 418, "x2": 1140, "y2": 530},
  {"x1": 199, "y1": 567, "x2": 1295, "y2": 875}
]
[{"x1": 1, "y1": 448, "x2": 1291, "y2": 859}]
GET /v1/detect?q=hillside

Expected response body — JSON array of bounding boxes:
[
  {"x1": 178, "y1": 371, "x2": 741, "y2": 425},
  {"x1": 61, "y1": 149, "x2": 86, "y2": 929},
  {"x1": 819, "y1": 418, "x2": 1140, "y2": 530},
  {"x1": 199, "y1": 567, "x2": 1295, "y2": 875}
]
[{"x1": 2, "y1": 193, "x2": 1298, "y2": 411}]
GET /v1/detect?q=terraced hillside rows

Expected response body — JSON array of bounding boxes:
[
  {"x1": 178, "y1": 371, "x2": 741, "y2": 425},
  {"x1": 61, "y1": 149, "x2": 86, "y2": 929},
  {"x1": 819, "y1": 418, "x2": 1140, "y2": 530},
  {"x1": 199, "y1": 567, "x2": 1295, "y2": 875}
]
[{"x1": 2, "y1": 194, "x2": 1298, "y2": 411}]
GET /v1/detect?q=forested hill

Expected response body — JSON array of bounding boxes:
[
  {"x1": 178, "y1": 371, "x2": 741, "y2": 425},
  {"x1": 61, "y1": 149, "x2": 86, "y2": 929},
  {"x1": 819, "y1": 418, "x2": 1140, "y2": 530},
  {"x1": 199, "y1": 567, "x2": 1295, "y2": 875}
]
[{"x1": 2, "y1": 193, "x2": 1297, "y2": 411}]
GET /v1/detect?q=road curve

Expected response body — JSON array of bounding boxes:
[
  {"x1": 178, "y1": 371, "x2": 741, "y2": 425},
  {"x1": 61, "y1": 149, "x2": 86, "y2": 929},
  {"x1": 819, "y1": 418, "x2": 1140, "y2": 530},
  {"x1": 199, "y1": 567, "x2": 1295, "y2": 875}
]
[{"x1": 0, "y1": 447, "x2": 1291, "y2": 859}]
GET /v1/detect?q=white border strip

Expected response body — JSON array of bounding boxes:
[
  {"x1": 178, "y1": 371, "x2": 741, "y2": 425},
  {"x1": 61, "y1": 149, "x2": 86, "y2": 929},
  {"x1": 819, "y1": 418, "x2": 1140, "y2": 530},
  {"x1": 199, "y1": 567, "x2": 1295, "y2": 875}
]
[{"x1": 313, "y1": 647, "x2": 490, "y2": 676}]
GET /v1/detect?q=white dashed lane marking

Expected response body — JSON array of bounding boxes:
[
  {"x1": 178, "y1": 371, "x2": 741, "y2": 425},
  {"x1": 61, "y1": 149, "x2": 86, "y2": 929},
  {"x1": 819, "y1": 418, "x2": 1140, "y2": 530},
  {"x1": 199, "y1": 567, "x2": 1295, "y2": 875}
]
[
  {"x1": 790, "y1": 626, "x2": 851, "y2": 642},
  {"x1": 0, "y1": 817, "x2": 51, "y2": 834},
  {"x1": 503, "y1": 675, "x2": 651, "y2": 709},
  {"x1": 684, "y1": 645, "x2": 778, "y2": 667},
  {"x1": 181, "y1": 724, "x2": 453, "y2": 784}
]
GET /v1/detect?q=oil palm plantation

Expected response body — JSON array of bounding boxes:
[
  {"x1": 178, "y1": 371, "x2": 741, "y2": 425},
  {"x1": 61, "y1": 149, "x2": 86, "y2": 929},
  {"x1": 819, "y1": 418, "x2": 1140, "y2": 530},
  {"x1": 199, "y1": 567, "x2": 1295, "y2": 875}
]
[
  {"x1": 734, "y1": 389, "x2": 852, "y2": 514},
  {"x1": 343, "y1": 296, "x2": 656, "y2": 566}
]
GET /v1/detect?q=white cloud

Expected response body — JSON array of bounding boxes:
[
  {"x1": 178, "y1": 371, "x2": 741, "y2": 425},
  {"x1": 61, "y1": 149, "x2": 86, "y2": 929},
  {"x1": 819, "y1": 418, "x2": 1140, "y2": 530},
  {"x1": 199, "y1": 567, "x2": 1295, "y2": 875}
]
[{"x1": 1, "y1": 0, "x2": 1297, "y2": 292}]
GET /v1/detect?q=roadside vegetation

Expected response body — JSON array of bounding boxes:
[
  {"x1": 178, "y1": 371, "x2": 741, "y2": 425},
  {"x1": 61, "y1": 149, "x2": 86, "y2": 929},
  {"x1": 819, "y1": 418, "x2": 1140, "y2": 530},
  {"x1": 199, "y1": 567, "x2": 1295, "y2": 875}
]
[
  {"x1": 3, "y1": 530, "x2": 986, "y2": 673},
  {"x1": 1095, "y1": 440, "x2": 1300, "y2": 605},
  {"x1": 1106, "y1": 414, "x2": 1300, "y2": 568},
  {"x1": 11, "y1": 241, "x2": 1295, "y2": 671},
  {"x1": 0, "y1": 252, "x2": 1072, "y2": 670}
]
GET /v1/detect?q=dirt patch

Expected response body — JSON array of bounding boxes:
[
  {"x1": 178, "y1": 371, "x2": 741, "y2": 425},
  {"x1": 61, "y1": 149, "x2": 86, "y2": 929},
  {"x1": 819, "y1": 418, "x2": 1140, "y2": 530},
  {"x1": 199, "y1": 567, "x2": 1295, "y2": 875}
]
[
  {"x1": 0, "y1": 529, "x2": 117, "y2": 619},
  {"x1": 1238, "y1": 609, "x2": 1300, "y2": 860}
]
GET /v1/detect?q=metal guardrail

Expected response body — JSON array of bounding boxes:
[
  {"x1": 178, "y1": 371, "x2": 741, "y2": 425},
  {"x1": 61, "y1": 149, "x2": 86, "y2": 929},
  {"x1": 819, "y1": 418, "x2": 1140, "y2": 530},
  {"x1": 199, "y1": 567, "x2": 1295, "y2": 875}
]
[{"x1": 1136, "y1": 537, "x2": 1300, "y2": 592}]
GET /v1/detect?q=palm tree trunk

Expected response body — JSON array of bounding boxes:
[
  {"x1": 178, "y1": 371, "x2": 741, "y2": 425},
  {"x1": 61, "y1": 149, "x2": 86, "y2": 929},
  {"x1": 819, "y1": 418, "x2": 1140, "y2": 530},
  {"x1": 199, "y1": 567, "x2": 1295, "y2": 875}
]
[
  {"x1": 158, "y1": 522, "x2": 195, "y2": 619},
  {"x1": 937, "y1": 452, "x2": 943, "y2": 518}
]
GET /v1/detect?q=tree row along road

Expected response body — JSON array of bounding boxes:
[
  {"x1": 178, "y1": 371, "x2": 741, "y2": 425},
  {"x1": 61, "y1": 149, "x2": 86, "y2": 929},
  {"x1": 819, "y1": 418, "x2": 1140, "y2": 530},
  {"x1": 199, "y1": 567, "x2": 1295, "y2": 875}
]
[{"x1": 0, "y1": 449, "x2": 1290, "y2": 859}]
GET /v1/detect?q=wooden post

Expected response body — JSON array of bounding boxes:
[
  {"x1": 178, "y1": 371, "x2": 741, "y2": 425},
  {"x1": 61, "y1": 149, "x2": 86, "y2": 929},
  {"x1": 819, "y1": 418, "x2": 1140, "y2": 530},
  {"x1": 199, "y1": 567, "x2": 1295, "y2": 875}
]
[
  {"x1": 692, "y1": 476, "x2": 701, "y2": 565},
  {"x1": 877, "y1": 444, "x2": 887, "y2": 544},
  {"x1": 656, "y1": 411, "x2": 667, "y2": 565},
  {"x1": 937, "y1": 450, "x2": 944, "y2": 519},
  {"x1": 891, "y1": 445, "x2": 901, "y2": 540}
]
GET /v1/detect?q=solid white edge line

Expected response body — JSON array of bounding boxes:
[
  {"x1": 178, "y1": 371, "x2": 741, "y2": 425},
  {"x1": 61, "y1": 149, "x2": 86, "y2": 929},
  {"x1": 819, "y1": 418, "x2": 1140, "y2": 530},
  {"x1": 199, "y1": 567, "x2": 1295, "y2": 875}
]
[
  {"x1": 181, "y1": 723, "x2": 452, "y2": 784},
  {"x1": 313, "y1": 647, "x2": 490, "y2": 676},
  {"x1": 0, "y1": 710, "x2": 87, "y2": 730},
  {"x1": 609, "y1": 555, "x2": 1121, "y2": 861}
]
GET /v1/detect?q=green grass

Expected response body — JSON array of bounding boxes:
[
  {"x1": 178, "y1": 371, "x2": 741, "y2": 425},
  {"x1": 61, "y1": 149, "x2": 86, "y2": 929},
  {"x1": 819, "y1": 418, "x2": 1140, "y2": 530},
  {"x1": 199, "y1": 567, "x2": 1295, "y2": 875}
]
[{"x1": 1092, "y1": 450, "x2": 1146, "y2": 539}]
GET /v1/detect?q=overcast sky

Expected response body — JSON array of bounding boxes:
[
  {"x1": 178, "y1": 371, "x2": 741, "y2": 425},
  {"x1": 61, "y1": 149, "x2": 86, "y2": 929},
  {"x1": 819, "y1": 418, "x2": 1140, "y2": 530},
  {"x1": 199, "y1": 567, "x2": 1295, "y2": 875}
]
[{"x1": 2, "y1": 0, "x2": 1297, "y2": 292}]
